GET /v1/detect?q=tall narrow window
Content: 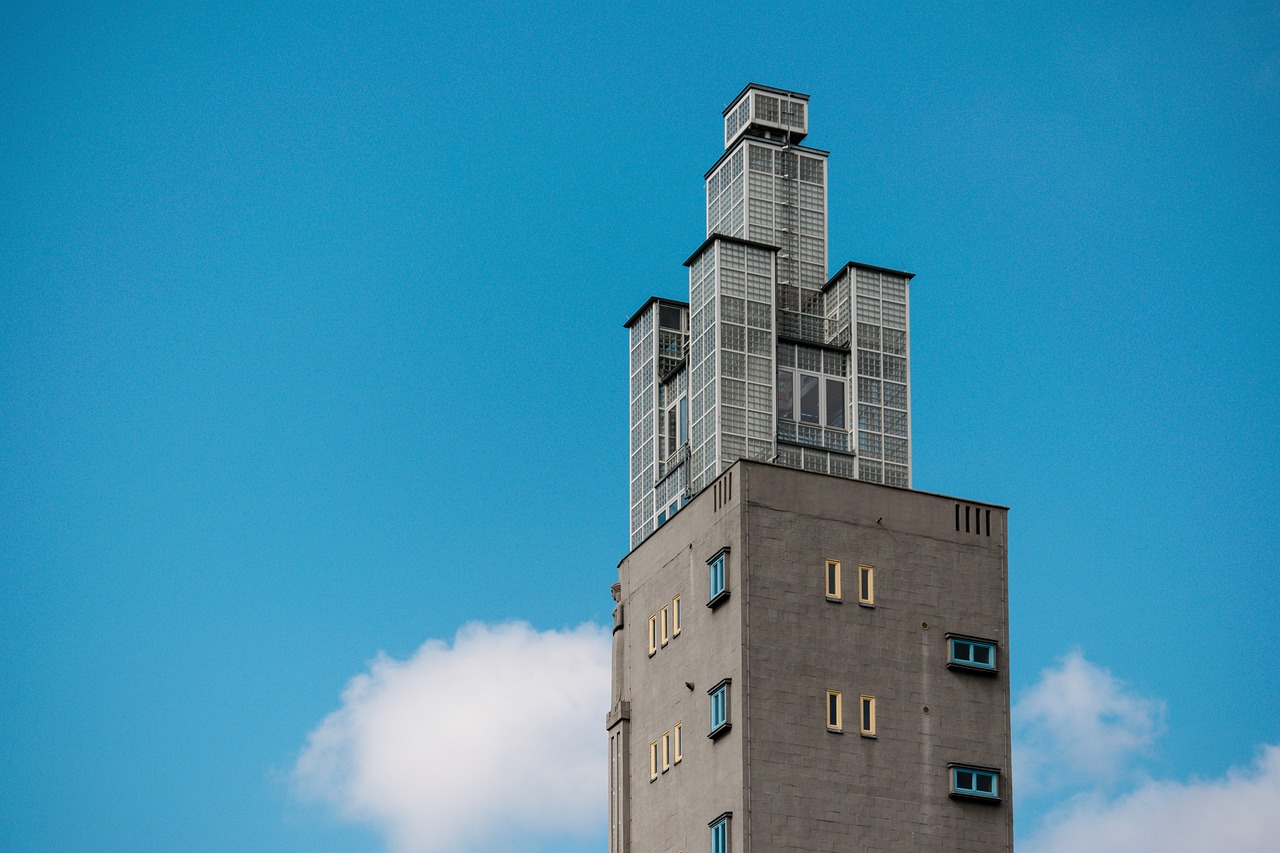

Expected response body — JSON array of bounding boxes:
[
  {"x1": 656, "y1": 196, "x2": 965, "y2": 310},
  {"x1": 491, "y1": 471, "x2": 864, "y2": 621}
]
[
  {"x1": 674, "y1": 722, "x2": 683, "y2": 763},
  {"x1": 825, "y1": 559, "x2": 841, "y2": 600},
  {"x1": 860, "y1": 695, "x2": 876, "y2": 736},
  {"x1": 650, "y1": 740, "x2": 659, "y2": 781},
  {"x1": 709, "y1": 680, "x2": 731, "y2": 736},
  {"x1": 825, "y1": 378, "x2": 846, "y2": 429},
  {"x1": 679, "y1": 396, "x2": 688, "y2": 446},
  {"x1": 858, "y1": 565, "x2": 874, "y2": 605},
  {"x1": 662, "y1": 731, "x2": 671, "y2": 772},
  {"x1": 826, "y1": 690, "x2": 843, "y2": 731},
  {"x1": 710, "y1": 814, "x2": 730, "y2": 853},
  {"x1": 708, "y1": 551, "x2": 728, "y2": 604},
  {"x1": 673, "y1": 596, "x2": 682, "y2": 636},
  {"x1": 799, "y1": 373, "x2": 821, "y2": 424},
  {"x1": 648, "y1": 614, "x2": 658, "y2": 656},
  {"x1": 777, "y1": 370, "x2": 794, "y2": 420},
  {"x1": 660, "y1": 606, "x2": 670, "y2": 646}
]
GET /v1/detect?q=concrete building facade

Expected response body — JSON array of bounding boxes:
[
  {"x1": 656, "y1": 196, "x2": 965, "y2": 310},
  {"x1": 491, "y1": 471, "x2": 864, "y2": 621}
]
[{"x1": 610, "y1": 85, "x2": 1012, "y2": 852}]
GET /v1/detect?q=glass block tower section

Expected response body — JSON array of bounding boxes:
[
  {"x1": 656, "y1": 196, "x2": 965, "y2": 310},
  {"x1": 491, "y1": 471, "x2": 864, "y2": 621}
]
[{"x1": 625, "y1": 84, "x2": 914, "y2": 549}]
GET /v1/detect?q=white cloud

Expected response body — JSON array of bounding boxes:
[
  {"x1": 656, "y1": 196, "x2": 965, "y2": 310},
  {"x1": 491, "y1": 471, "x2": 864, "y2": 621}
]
[
  {"x1": 293, "y1": 621, "x2": 611, "y2": 853},
  {"x1": 1021, "y1": 744, "x2": 1280, "y2": 853},
  {"x1": 1014, "y1": 649, "x2": 1165, "y2": 795}
]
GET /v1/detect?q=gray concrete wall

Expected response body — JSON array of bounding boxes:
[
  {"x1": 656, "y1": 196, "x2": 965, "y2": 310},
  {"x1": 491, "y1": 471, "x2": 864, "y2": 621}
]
[
  {"x1": 615, "y1": 467, "x2": 748, "y2": 853},
  {"x1": 612, "y1": 461, "x2": 1012, "y2": 853},
  {"x1": 739, "y1": 461, "x2": 1012, "y2": 852}
]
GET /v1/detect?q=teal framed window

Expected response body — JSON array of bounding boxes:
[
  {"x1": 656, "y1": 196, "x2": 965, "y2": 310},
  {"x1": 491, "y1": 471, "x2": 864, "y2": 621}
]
[
  {"x1": 709, "y1": 679, "x2": 730, "y2": 736},
  {"x1": 707, "y1": 549, "x2": 729, "y2": 605},
  {"x1": 710, "y1": 813, "x2": 730, "y2": 853},
  {"x1": 948, "y1": 636, "x2": 997, "y2": 672},
  {"x1": 951, "y1": 765, "x2": 1000, "y2": 800}
]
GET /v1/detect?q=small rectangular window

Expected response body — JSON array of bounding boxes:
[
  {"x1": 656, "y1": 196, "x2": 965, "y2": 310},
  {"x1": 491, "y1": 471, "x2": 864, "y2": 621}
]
[
  {"x1": 860, "y1": 695, "x2": 876, "y2": 736},
  {"x1": 648, "y1": 615, "x2": 658, "y2": 656},
  {"x1": 948, "y1": 636, "x2": 998, "y2": 672},
  {"x1": 674, "y1": 722, "x2": 683, "y2": 763},
  {"x1": 662, "y1": 731, "x2": 671, "y2": 771},
  {"x1": 826, "y1": 690, "x2": 842, "y2": 731},
  {"x1": 708, "y1": 551, "x2": 728, "y2": 604},
  {"x1": 650, "y1": 740, "x2": 659, "y2": 781},
  {"x1": 951, "y1": 766, "x2": 1000, "y2": 800},
  {"x1": 777, "y1": 369, "x2": 794, "y2": 421},
  {"x1": 710, "y1": 814, "x2": 730, "y2": 853},
  {"x1": 673, "y1": 595, "x2": 682, "y2": 636},
  {"x1": 858, "y1": 565, "x2": 874, "y2": 605},
  {"x1": 660, "y1": 606, "x2": 670, "y2": 646},
  {"x1": 825, "y1": 559, "x2": 841, "y2": 600},
  {"x1": 709, "y1": 680, "x2": 730, "y2": 736}
]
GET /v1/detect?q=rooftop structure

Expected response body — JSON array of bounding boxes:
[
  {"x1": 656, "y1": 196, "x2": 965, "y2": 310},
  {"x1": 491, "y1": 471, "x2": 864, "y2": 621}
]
[{"x1": 626, "y1": 83, "x2": 913, "y2": 551}]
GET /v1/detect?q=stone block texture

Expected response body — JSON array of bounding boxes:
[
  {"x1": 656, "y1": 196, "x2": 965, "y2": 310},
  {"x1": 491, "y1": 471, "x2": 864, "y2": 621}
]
[{"x1": 610, "y1": 461, "x2": 1011, "y2": 853}]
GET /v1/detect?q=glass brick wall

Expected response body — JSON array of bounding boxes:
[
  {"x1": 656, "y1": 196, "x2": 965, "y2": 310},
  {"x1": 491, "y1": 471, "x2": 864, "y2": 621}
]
[
  {"x1": 629, "y1": 86, "x2": 915, "y2": 548},
  {"x1": 706, "y1": 148, "x2": 745, "y2": 238},
  {"x1": 628, "y1": 306, "x2": 657, "y2": 549},
  {"x1": 716, "y1": 241, "x2": 776, "y2": 469},
  {"x1": 850, "y1": 267, "x2": 911, "y2": 488},
  {"x1": 687, "y1": 245, "x2": 719, "y2": 494}
]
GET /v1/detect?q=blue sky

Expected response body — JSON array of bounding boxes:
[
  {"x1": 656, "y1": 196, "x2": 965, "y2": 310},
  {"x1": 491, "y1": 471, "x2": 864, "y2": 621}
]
[{"x1": 2, "y1": 2, "x2": 1278, "y2": 851}]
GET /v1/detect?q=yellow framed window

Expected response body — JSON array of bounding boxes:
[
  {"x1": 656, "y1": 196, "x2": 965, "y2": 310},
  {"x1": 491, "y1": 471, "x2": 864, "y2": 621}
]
[
  {"x1": 860, "y1": 695, "x2": 876, "y2": 736},
  {"x1": 858, "y1": 565, "x2": 874, "y2": 605},
  {"x1": 660, "y1": 605, "x2": 670, "y2": 646},
  {"x1": 826, "y1": 690, "x2": 843, "y2": 731},
  {"x1": 650, "y1": 740, "x2": 659, "y2": 780},
  {"x1": 673, "y1": 722, "x2": 682, "y2": 763},
  {"x1": 825, "y1": 559, "x2": 841, "y2": 600},
  {"x1": 672, "y1": 595, "x2": 682, "y2": 636},
  {"x1": 662, "y1": 731, "x2": 671, "y2": 771},
  {"x1": 648, "y1": 614, "x2": 658, "y2": 656}
]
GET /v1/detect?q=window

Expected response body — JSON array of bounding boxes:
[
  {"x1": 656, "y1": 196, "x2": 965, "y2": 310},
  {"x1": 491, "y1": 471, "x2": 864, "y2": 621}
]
[
  {"x1": 825, "y1": 559, "x2": 841, "y2": 600},
  {"x1": 858, "y1": 564, "x2": 874, "y2": 606},
  {"x1": 777, "y1": 368, "x2": 846, "y2": 432},
  {"x1": 708, "y1": 550, "x2": 728, "y2": 605},
  {"x1": 710, "y1": 814, "x2": 730, "y2": 853},
  {"x1": 825, "y1": 378, "x2": 845, "y2": 428},
  {"x1": 800, "y1": 373, "x2": 820, "y2": 423},
  {"x1": 860, "y1": 695, "x2": 876, "y2": 736},
  {"x1": 826, "y1": 690, "x2": 842, "y2": 731},
  {"x1": 951, "y1": 766, "x2": 1000, "y2": 800},
  {"x1": 650, "y1": 740, "x2": 659, "y2": 781},
  {"x1": 673, "y1": 596, "x2": 682, "y2": 636},
  {"x1": 777, "y1": 370, "x2": 793, "y2": 420},
  {"x1": 674, "y1": 722, "x2": 683, "y2": 763},
  {"x1": 662, "y1": 731, "x2": 671, "y2": 772},
  {"x1": 648, "y1": 614, "x2": 658, "y2": 656},
  {"x1": 660, "y1": 606, "x2": 670, "y2": 646},
  {"x1": 709, "y1": 680, "x2": 731, "y2": 736},
  {"x1": 948, "y1": 636, "x2": 998, "y2": 672}
]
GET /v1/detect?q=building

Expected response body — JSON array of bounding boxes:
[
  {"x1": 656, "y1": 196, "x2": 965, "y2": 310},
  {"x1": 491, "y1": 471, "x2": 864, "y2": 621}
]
[
  {"x1": 609, "y1": 85, "x2": 1012, "y2": 852},
  {"x1": 626, "y1": 84, "x2": 913, "y2": 552}
]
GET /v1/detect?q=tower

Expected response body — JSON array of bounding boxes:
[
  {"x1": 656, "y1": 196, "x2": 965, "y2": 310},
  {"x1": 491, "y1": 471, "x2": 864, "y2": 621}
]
[
  {"x1": 611, "y1": 86, "x2": 1012, "y2": 852},
  {"x1": 627, "y1": 85, "x2": 914, "y2": 553}
]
